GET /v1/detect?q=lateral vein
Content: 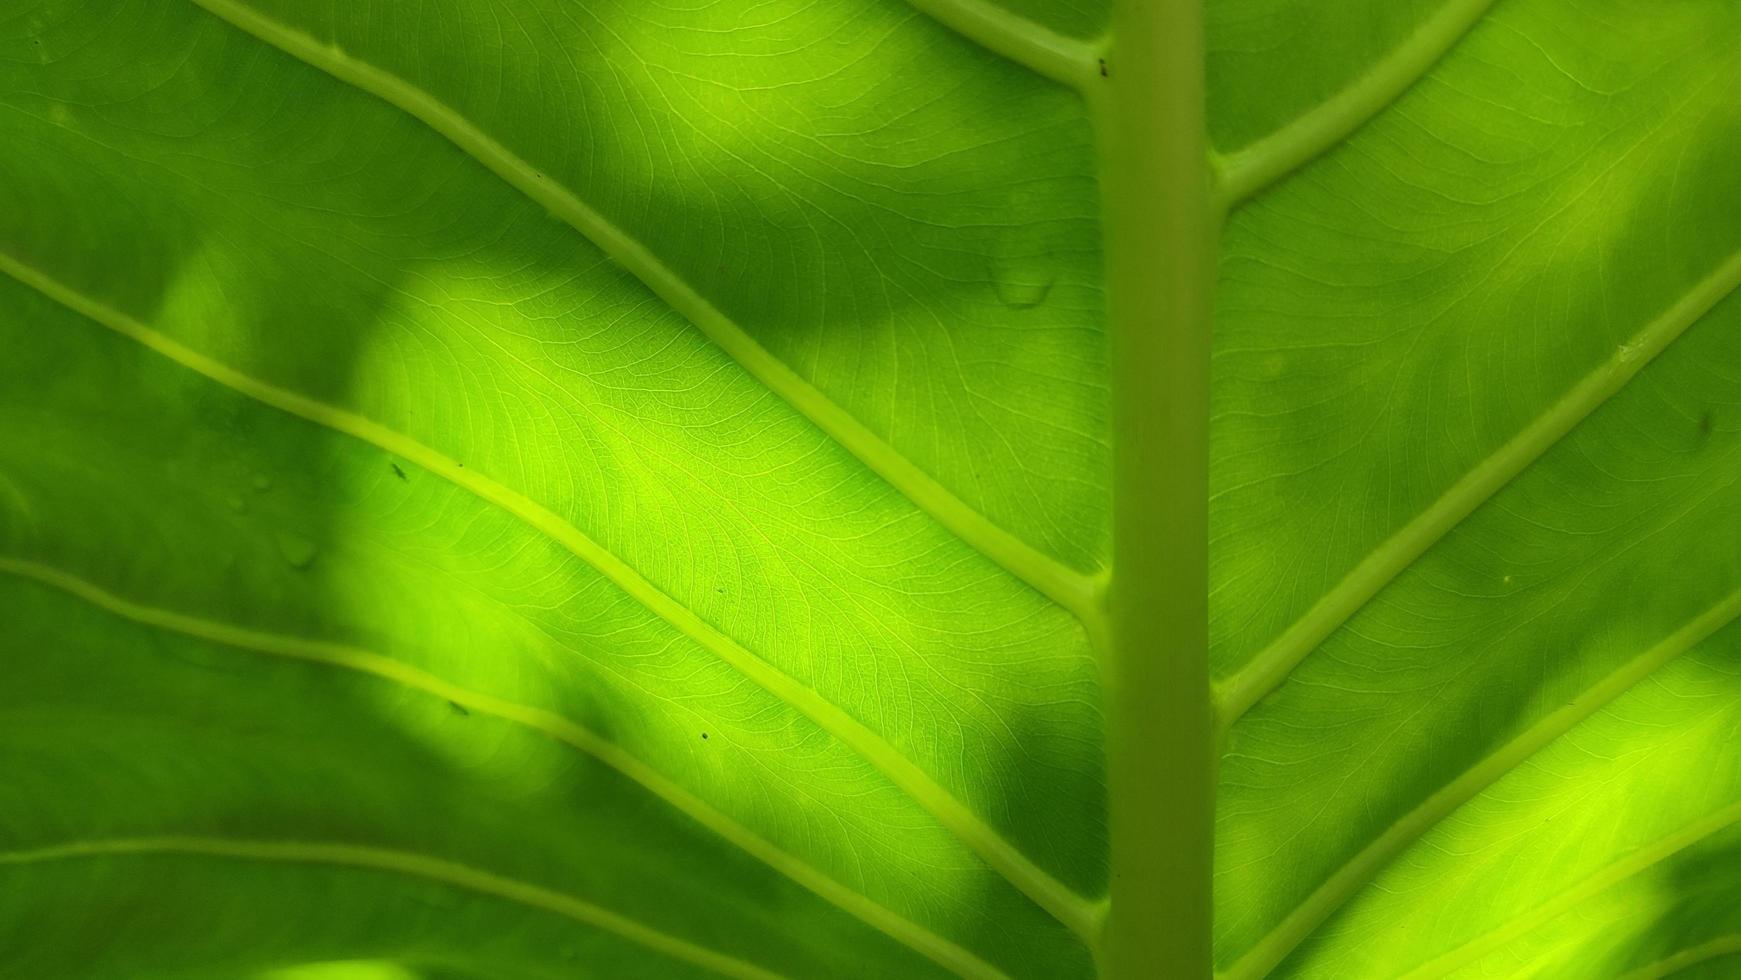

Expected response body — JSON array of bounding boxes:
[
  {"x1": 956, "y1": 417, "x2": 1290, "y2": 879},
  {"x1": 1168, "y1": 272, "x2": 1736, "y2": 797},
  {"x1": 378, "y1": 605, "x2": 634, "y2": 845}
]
[
  {"x1": 1401, "y1": 803, "x2": 1741, "y2": 979},
  {"x1": 899, "y1": 0, "x2": 1103, "y2": 89},
  {"x1": 186, "y1": 0, "x2": 1101, "y2": 630},
  {"x1": 0, "y1": 836, "x2": 787, "y2": 980},
  {"x1": 0, "y1": 251, "x2": 1098, "y2": 945},
  {"x1": 0, "y1": 555, "x2": 1007, "y2": 980},
  {"x1": 1216, "y1": 249, "x2": 1741, "y2": 723},
  {"x1": 1618, "y1": 935, "x2": 1741, "y2": 980},
  {"x1": 1220, "y1": 585, "x2": 1741, "y2": 980},
  {"x1": 1214, "y1": 0, "x2": 1498, "y2": 205}
]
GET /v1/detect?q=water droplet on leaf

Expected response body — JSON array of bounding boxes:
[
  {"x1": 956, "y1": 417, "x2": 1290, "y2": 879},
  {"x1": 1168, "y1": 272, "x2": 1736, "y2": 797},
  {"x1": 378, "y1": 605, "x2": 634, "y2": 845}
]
[
  {"x1": 275, "y1": 531, "x2": 318, "y2": 569},
  {"x1": 995, "y1": 273, "x2": 1054, "y2": 309}
]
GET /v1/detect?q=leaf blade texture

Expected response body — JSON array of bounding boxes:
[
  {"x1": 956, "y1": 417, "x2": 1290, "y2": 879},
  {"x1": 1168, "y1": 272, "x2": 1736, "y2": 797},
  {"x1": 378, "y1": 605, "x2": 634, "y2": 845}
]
[{"x1": 1, "y1": 0, "x2": 1738, "y2": 978}]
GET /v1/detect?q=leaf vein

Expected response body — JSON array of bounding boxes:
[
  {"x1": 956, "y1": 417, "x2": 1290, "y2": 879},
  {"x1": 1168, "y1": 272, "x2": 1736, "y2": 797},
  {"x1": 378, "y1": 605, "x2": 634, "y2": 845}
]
[
  {"x1": 0, "y1": 250, "x2": 1098, "y2": 944},
  {"x1": 1214, "y1": 0, "x2": 1500, "y2": 205},
  {"x1": 1217, "y1": 249, "x2": 1741, "y2": 723},
  {"x1": 184, "y1": 0, "x2": 1101, "y2": 630},
  {"x1": 1221, "y1": 584, "x2": 1741, "y2": 980},
  {"x1": 0, "y1": 554, "x2": 1007, "y2": 980},
  {"x1": 1619, "y1": 935, "x2": 1741, "y2": 980},
  {"x1": 1401, "y1": 803, "x2": 1741, "y2": 979},
  {"x1": 0, "y1": 836, "x2": 789, "y2": 980},
  {"x1": 899, "y1": 0, "x2": 1103, "y2": 88}
]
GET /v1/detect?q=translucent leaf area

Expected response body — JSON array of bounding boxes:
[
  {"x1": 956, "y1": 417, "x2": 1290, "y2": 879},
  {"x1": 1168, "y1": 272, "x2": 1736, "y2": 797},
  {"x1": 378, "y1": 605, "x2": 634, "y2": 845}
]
[{"x1": 1, "y1": 1, "x2": 1737, "y2": 978}]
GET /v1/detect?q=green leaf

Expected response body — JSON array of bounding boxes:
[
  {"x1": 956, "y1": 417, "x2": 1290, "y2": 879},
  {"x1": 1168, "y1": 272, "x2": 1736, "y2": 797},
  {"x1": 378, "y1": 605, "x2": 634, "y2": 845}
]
[{"x1": 0, "y1": 1, "x2": 1737, "y2": 979}]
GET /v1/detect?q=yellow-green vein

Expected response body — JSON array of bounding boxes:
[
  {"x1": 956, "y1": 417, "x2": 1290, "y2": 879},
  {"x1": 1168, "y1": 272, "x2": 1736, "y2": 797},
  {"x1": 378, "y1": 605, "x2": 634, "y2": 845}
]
[
  {"x1": 0, "y1": 837, "x2": 786, "y2": 980},
  {"x1": 1213, "y1": 0, "x2": 1499, "y2": 206},
  {"x1": 900, "y1": 0, "x2": 1104, "y2": 89},
  {"x1": 0, "y1": 555, "x2": 1008, "y2": 980},
  {"x1": 185, "y1": 0, "x2": 1102, "y2": 633},
  {"x1": 1401, "y1": 803, "x2": 1741, "y2": 979},
  {"x1": 1619, "y1": 936, "x2": 1741, "y2": 980},
  {"x1": 1220, "y1": 584, "x2": 1741, "y2": 980},
  {"x1": 0, "y1": 250, "x2": 1099, "y2": 945},
  {"x1": 1216, "y1": 249, "x2": 1741, "y2": 724}
]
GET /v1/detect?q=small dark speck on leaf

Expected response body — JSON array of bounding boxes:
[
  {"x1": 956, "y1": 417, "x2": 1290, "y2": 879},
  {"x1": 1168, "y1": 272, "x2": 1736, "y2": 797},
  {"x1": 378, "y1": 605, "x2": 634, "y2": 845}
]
[
  {"x1": 391, "y1": 462, "x2": 407, "y2": 481},
  {"x1": 1099, "y1": 58, "x2": 1108, "y2": 78},
  {"x1": 1699, "y1": 411, "x2": 1712, "y2": 435},
  {"x1": 716, "y1": 587, "x2": 725, "y2": 593},
  {"x1": 700, "y1": 732, "x2": 709, "y2": 740},
  {"x1": 449, "y1": 701, "x2": 469, "y2": 716}
]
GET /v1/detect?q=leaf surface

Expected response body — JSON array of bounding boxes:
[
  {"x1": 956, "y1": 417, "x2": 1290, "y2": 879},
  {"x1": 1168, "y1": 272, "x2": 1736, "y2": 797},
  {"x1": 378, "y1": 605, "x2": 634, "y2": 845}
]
[{"x1": 1, "y1": 0, "x2": 1738, "y2": 978}]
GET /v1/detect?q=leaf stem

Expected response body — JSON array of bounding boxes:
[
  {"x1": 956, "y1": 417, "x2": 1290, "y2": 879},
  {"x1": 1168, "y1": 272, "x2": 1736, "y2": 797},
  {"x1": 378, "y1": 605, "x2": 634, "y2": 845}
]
[{"x1": 1097, "y1": 0, "x2": 1219, "y2": 975}]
